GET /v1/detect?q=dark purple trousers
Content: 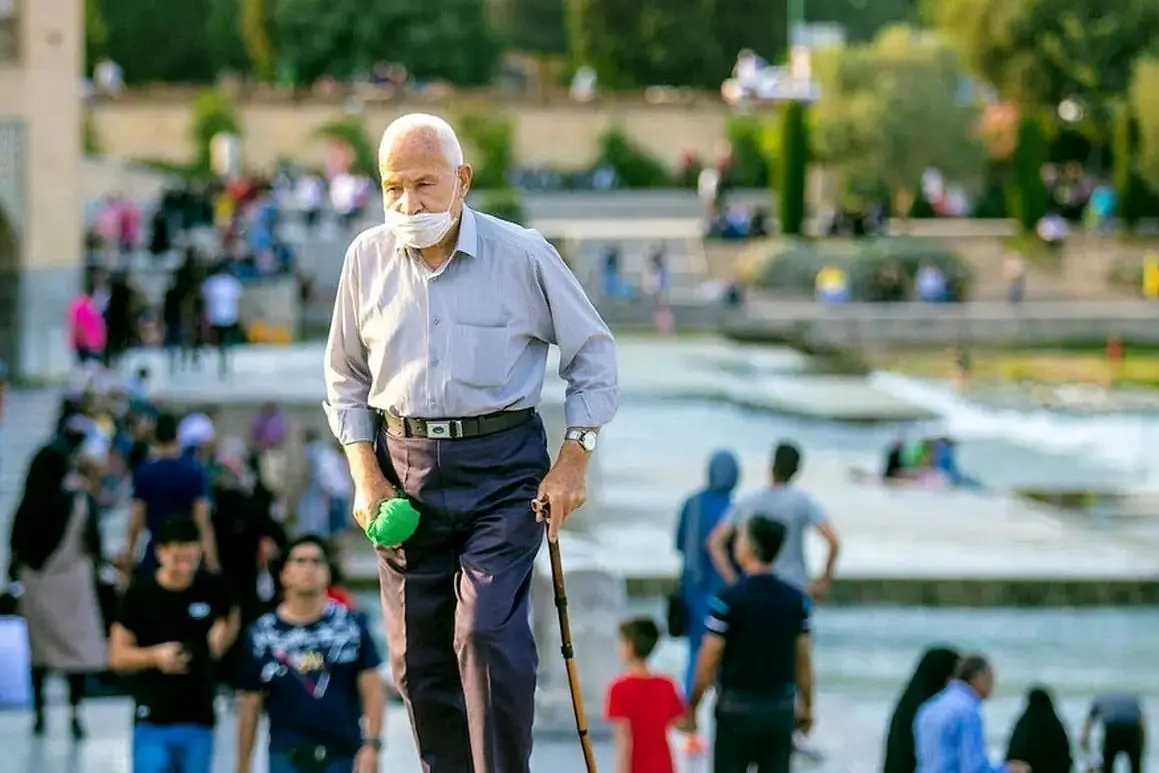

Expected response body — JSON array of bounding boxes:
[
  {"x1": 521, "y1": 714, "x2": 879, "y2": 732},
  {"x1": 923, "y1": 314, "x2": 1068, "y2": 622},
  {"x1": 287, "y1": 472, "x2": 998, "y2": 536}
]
[{"x1": 375, "y1": 413, "x2": 550, "y2": 773}]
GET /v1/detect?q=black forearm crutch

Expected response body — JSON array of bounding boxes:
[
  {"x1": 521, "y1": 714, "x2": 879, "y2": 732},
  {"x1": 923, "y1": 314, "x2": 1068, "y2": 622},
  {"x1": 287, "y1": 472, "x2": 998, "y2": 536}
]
[{"x1": 535, "y1": 500, "x2": 598, "y2": 773}]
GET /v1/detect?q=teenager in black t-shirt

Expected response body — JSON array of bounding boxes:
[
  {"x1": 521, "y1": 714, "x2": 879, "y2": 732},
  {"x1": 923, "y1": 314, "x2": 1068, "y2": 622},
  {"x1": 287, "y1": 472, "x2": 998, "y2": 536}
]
[
  {"x1": 109, "y1": 517, "x2": 237, "y2": 773},
  {"x1": 684, "y1": 515, "x2": 816, "y2": 773}
]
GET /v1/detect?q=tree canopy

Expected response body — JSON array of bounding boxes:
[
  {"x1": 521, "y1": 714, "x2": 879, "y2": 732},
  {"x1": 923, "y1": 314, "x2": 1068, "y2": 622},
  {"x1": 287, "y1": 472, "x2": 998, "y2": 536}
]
[
  {"x1": 930, "y1": 0, "x2": 1159, "y2": 118},
  {"x1": 813, "y1": 25, "x2": 985, "y2": 212}
]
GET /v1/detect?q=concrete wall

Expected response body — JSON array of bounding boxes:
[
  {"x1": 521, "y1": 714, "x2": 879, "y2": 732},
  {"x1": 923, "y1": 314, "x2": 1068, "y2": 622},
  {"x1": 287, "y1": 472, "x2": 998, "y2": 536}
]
[
  {"x1": 89, "y1": 97, "x2": 733, "y2": 171},
  {"x1": 0, "y1": 0, "x2": 83, "y2": 378}
]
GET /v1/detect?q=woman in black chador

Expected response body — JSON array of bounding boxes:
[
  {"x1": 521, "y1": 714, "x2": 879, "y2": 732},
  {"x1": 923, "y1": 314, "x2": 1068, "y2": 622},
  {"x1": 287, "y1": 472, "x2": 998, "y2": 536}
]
[{"x1": 882, "y1": 646, "x2": 961, "y2": 773}]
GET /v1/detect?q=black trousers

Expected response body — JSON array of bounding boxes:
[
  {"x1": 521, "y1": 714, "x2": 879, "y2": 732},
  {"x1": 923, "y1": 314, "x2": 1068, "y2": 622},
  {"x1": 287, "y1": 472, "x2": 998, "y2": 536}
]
[
  {"x1": 1103, "y1": 722, "x2": 1144, "y2": 773},
  {"x1": 713, "y1": 692, "x2": 796, "y2": 773}
]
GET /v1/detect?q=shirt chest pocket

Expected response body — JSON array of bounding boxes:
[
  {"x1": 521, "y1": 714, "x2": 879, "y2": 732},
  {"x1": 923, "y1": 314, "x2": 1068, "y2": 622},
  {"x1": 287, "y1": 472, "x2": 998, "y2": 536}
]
[{"x1": 451, "y1": 323, "x2": 510, "y2": 388}]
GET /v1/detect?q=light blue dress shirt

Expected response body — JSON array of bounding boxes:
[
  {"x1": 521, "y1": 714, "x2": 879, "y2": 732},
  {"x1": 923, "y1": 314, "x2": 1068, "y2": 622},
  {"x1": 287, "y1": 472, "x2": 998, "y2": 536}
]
[
  {"x1": 323, "y1": 207, "x2": 619, "y2": 444},
  {"x1": 915, "y1": 681, "x2": 1007, "y2": 773}
]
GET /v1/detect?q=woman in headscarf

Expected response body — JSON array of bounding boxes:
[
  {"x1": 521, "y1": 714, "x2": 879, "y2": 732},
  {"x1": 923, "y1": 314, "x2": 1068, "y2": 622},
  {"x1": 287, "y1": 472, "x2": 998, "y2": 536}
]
[
  {"x1": 882, "y1": 646, "x2": 961, "y2": 773},
  {"x1": 8, "y1": 417, "x2": 108, "y2": 738},
  {"x1": 1006, "y1": 685, "x2": 1074, "y2": 773},
  {"x1": 673, "y1": 448, "x2": 740, "y2": 702}
]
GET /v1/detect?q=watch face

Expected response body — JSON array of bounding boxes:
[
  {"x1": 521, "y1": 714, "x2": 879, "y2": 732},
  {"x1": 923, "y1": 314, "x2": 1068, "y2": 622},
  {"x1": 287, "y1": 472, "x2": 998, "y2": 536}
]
[{"x1": 580, "y1": 432, "x2": 597, "y2": 452}]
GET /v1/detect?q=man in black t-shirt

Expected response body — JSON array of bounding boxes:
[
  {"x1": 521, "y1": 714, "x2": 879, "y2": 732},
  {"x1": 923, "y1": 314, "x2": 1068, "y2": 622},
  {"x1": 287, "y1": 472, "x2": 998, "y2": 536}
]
[
  {"x1": 684, "y1": 515, "x2": 815, "y2": 773},
  {"x1": 109, "y1": 517, "x2": 237, "y2": 773}
]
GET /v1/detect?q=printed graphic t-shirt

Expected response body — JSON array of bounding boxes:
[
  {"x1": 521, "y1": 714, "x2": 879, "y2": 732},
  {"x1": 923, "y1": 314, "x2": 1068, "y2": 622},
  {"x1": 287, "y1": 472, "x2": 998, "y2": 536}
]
[{"x1": 239, "y1": 603, "x2": 382, "y2": 755}]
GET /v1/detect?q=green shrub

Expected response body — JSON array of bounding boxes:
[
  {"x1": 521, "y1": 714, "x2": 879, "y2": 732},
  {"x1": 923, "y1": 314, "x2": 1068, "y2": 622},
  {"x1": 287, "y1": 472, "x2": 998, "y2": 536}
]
[
  {"x1": 458, "y1": 112, "x2": 515, "y2": 189},
  {"x1": 315, "y1": 117, "x2": 377, "y2": 178},
  {"x1": 478, "y1": 188, "x2": 527, "y2": 224},
  {"x1": 779, "y1": 102, "x2": 809, "y2": 236},
  {"x1": 1008, "y1": 113, "x2": 1048, "y2": 233},
  {"x1": 191, "y1": 89, "x2": 242, "y2": 175},
  {"x1": 1113, "y1": 106, "x2": 1150, "y2": 232},
  {"x1": 725, "y1": 115, "x2": 772, "y2": 188},
  {"x1": 595, "y1": 126, "x2": 670, "y2": 188},
  {"x1": 741, "y1": 237, "x2": 973, "y2": 301},
  {"x1": 83, "y1": 108, "x2": 101, "y2": 156},
  {"x1": 1107, "y1": 255, "x2": 1144, "y2": 292}
]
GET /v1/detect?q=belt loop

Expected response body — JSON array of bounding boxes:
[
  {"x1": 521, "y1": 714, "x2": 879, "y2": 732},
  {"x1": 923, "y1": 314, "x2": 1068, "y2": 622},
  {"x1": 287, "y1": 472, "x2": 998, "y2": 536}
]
[{"x1": 451, "y1": 419, "x2": 463, "y2": 438}]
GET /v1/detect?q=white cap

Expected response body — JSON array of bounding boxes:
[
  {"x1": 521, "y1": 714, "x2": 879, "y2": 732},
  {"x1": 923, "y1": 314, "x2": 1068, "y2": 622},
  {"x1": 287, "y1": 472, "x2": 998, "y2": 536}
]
[{"x1": 177, "y1": 413, "x2": 215, "y2": 449}]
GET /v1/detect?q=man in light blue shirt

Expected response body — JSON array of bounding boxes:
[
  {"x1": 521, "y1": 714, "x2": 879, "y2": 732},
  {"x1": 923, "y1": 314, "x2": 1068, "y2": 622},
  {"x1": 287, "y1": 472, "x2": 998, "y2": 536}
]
[{"x1": 914, "y1": 655, "x2": 1030, "y2": 773}]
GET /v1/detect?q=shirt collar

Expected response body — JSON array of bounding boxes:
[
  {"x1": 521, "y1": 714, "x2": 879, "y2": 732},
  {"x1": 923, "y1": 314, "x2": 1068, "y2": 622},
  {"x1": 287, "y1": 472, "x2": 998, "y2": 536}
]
[{"x1": 948, "y1": 680, "x2": 982, "y2": 705}]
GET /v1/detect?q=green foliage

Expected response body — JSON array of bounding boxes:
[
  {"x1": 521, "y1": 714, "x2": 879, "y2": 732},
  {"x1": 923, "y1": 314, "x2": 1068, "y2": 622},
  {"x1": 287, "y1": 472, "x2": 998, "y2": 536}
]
[
  {"x1": 724, "y1": 115, "x2": 772, "y2": 188},
  {"x1": 83, "y1": 109, "x2": 101, "y2": 156},
  {"x1": 490, "y1": 0, "x2": 566, "y2": 55},
  {"x1": 191, "y1": 89, "x2": 242, "y2": 174},
  {"x1": 779, "y1": 102, "x2": 808, "y2": 236},
  {"x1": 595, "y1": 127, "x2": 671, "y2": 188},
  {"x1": 271, "y1": 0, "x2": 502, "y2": 87},
  {"x1": 315, "y1": 118, "x2": 377, "y2": 178},
  {"x1": 1131, "y1": 58, "x2": 1159, "y2": 191},
  {"x1": 478, "y1": 189, "x2": 528, "y2": 224},
  {"x1": 931, "y1": 0, "x2": 1159, "y2": 116},
  {"x1": 1113, "y1": 104, "x2": 1150, "y2": 231},
  {"x1": 241, "y1": 0, "x2": 274, "y2": 81},
  {"x1": 1008, "y1": 114, "x2": 1048, "y2": 233},
  {"x1": 85, "y1": 0, "x2": 108, "y2": 69},
  {"x1": 457, "y1": 113, "x2": 515, "y2": 189},
  {"x1": 98, "y1": 0, "x2": 222, "y2": 83},
  {"x1": 809, "y1": 0, "x2": 920, "y2": 43},
  {"x1": 812, "y1": 26, "x2": 984, "y2": 218},
  {"x1": 741, "y1": 237, "x2": 973, "y2": 301},
  {"x1": 566, "y1": 0, "x2": 723, "y2": 89}
]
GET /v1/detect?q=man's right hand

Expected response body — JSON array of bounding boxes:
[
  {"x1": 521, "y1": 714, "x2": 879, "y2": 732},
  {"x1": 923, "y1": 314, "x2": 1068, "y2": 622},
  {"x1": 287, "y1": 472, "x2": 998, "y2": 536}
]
[
  {"x1": 352, "y1": 473, "x2": 397, "y2": 532},
  {"x1": 1008, "y1": 762, "x2": 1031, "y2": 773},
  {"x1": 151, "y1": 642, "x2": 190, "y2": 674}
]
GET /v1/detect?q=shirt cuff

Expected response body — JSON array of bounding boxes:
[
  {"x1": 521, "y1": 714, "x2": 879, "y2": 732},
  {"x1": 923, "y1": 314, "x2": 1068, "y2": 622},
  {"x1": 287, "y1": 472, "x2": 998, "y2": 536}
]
[
  {"x1": 564, "y1": 387, "x2": 619, "y2": 428},
  {"x1": 322, "y1": 403, "x2": 378, "y2": 445}
]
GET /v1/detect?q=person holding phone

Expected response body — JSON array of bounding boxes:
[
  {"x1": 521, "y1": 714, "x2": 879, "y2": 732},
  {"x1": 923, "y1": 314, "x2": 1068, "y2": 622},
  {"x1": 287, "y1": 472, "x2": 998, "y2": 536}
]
[{"x1": 109, "y1": 517, "x2": 237, "y2": 773}]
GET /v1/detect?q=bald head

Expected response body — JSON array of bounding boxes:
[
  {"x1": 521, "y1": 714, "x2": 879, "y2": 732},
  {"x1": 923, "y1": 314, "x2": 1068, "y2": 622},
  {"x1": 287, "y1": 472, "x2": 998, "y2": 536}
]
[
  {"x1": 379, "y1": 113, "x2": 464, "y2": 170},
  {"x1": 379, "y1": 113, "x2": 473, "y2": 223}
]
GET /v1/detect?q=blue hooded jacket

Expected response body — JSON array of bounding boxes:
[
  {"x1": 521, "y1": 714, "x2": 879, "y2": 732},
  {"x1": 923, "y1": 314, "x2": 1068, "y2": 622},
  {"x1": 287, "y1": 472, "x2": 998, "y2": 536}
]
[{"x1": 675, "y1": 449, "x2": 740, "y2": 595}]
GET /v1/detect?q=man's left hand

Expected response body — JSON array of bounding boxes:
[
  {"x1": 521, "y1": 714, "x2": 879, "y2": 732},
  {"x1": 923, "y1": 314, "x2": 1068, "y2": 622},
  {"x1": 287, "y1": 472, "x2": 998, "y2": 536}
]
[
  {"x1": 354, "y1": 745, "x2": 378, "y2": 773},
  {"x1": 535, "y1": 451, "x2": 589, "y2": 542},
  {"x1": 809, "y1": 577, "x2": 832, "y2": 602}
]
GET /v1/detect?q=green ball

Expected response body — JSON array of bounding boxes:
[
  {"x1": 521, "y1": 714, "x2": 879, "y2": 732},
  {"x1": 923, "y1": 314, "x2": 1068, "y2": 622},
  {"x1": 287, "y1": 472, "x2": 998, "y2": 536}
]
[{"x1": 365, "y1": 497, "x2": 421, "y2": 548}]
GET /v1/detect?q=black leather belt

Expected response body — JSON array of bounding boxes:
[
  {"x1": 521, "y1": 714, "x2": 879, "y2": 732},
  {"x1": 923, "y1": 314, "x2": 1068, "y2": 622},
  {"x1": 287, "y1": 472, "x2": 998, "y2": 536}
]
[{"x1": 380, "y1": 408, "x2": 535, "y2": 440}]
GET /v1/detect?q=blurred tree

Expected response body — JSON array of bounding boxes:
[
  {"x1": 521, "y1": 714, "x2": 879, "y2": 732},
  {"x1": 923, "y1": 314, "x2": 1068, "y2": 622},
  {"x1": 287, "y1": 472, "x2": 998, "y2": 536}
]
[
  {"x1": 930, "y1": 0, "x2": 1159, "y2": 122},
  {"x1": 84, "y1": 0, "x2": 108, "y2": 70},
  {"x1": 1008, "y1": 113, "x2": 1048, "y2": 233},
  {"x1": 711, "y1": 0, "x2": 782, "y2": 70},
  {"x1": 779, "y1": 101, "x2": 808, "y2": 235},
  {"x1": 99, "y1": 0, "x2": 220, "y2": 82},
  {"x1": 808, "y1": 0, "x2": 919, "y2": 43},
  {"x1": 241, "y1": 0, "x2": 275, "y2": 82},
  {"x1": 1131, "y1": 58, "x2": 1159, "y2": 188},
  {"x1": 1113, "y1": 99, "x2": 1149, "y2": 231},
  {"x1": 271, "y1": 0, "x2": 501, "y2": 86},
  {"x1": 489, "y1": 0, "x2": 566, "y2": 55},
  {"x1": 206, "y1": 0, "x2": 250, "y2": 76},
  {"x1": 566, "y1": 0, "x2": 722, "y2": 88},
  {"x1": 812, "y1": 25, "x2": 984, "y2": 219}
]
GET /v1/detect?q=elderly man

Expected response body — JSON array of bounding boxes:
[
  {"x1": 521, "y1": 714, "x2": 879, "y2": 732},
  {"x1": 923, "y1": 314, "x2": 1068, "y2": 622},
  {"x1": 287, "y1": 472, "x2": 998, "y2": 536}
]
[{"x1": 323, "y1": 113, "x2": 619, "y2": 773}]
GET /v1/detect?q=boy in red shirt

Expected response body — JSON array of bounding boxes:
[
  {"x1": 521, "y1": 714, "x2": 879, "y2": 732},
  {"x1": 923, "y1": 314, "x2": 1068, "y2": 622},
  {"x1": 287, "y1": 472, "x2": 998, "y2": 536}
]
[{"x1": 605, "y1": 617, "x2": 689, "y2": 773}]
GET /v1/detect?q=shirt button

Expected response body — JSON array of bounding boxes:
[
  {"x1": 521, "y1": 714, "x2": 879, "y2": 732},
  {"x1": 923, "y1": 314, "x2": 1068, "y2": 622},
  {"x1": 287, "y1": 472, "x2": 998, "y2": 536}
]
[
  {"x1": 432, "y1": 318, "x2": 441, "y2": 326},
  {"x1": 432, "y1": 358, "x2": 440, "y2": 366}
]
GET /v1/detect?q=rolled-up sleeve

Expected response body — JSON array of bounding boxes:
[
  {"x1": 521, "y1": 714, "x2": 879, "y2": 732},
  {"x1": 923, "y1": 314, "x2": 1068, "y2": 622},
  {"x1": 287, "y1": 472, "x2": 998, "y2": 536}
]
[
  {"x1": 531, "y1": 239, "x2": 619, "y2": 427},
  {"x1": 323, "y1": 242, "x2": 378, "y2": 444}
]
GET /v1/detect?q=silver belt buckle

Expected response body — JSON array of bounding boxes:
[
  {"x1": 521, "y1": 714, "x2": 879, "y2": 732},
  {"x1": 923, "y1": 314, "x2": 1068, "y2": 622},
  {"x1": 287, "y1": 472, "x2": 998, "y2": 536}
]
[{"x1": 426, "y1": 420, "x2": 453, "y2": 438}]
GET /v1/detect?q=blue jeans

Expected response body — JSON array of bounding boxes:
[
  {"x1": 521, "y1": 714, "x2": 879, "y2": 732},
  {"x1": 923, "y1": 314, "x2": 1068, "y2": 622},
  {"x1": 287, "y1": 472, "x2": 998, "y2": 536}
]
[
  {"x1": 132, "y1": 723, "x2": 214, "y2": 773},
  {"x1": 268, "y1": 750, "x2": 356, "y2": 773}
]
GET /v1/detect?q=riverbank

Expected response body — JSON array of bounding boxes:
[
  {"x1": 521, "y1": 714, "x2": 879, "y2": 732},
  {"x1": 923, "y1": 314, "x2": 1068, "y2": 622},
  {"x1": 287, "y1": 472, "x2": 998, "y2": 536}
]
[{"x1": 869, "y1": 346, "x2": 1159, "y2": 391}]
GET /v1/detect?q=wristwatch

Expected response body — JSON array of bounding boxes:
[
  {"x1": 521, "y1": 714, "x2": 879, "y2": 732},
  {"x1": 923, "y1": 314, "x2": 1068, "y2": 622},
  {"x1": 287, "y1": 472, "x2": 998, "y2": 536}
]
[
  {"x1": 565, "y1": 428, "x2": 598, "y2": 452},
  {"x1": 362, "y1": 738, "x2": 383, "y2": 752}
]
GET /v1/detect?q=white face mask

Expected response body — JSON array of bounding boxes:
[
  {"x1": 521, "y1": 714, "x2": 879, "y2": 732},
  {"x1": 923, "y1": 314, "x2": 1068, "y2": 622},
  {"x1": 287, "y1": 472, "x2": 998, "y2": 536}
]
[{"x1": 384, "y1": 180, "x2": 461, "y2": 249}]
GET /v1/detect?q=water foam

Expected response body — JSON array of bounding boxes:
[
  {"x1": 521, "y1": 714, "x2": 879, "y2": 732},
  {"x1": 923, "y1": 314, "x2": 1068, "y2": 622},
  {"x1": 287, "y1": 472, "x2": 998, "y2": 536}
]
[{"x1": 869, "y1": 371, "x2": 1156, "y2": 476}]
